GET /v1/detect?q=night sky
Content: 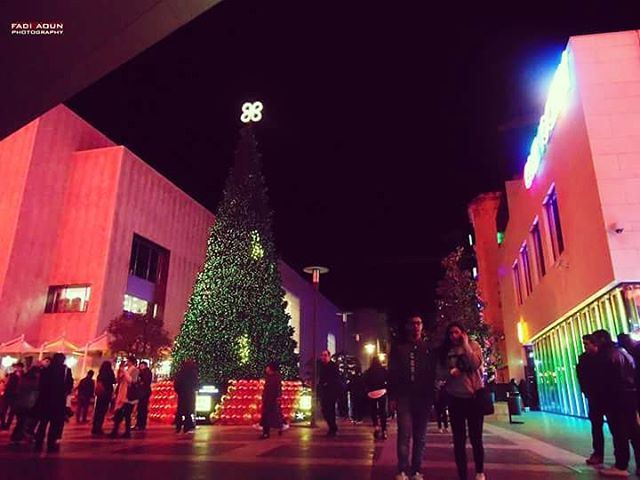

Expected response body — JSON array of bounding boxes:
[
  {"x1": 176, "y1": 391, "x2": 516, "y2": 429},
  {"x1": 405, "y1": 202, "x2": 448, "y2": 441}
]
[{"x1": 66, "y1": 1, "x2": 640, "y2": 320}]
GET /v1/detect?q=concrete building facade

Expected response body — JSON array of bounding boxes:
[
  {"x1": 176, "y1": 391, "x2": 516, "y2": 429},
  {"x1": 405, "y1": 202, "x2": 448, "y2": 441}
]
[{"x1": 470, "y1": 30, "x2": 640, "y2": 416}]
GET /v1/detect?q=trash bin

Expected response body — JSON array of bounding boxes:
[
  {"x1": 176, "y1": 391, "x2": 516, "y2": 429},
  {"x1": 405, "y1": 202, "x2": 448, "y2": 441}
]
[{"x1": 507, "y1": 392, "x2": 523, "y2": 424}]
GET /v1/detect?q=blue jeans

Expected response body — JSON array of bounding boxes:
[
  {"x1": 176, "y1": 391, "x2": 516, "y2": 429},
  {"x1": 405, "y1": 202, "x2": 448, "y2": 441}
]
[{"x1": 397, "y1": 395, "x2": 432, "y2": 475}]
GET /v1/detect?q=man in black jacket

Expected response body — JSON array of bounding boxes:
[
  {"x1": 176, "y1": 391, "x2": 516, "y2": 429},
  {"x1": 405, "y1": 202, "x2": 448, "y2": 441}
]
[
  {"x1": 576, "y1": 334, "x2": 605, "y2": 466},
  {"x1": 388, "y1": 315, "x2": 436, "y2": 480},
  {"x1": 318, "y1": 350, "x2": 342, "y2": 436},
  {"x1": 593, "y1": 329, "x2": 640, "y2": 477}
]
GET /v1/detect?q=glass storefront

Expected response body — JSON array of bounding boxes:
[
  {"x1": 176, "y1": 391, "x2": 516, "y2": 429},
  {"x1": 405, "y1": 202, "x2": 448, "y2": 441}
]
[{"x1": 531, "y1": 284, "x2": 640, "y2": 417}]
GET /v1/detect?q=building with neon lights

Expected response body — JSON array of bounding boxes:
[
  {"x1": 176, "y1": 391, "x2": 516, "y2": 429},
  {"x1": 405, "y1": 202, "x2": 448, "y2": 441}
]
[
  {"x1": 0, "y1": 104, "x2": 342, "y2": 375},
  {"x1": 470, "y1": 30, "x2": 640, "y2": 416}
]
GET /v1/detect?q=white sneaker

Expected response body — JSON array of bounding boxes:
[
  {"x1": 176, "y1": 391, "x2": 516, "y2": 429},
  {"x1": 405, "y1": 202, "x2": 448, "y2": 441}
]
[
  {"x1": 394, "y1": 473, "x2": 409, "y2": 480},
  {"x1": 475, "y1": 474, "x2": 486, "y2": 480},
  {"x1": 599, "y1": 467, "x2": 630, "y2": 477},
  {"x1": 438, "y1": 428, "x2": 444, "y2": 433},
  {"x1": 411, "y1": 474, "x2": 424, "y2": 480}
]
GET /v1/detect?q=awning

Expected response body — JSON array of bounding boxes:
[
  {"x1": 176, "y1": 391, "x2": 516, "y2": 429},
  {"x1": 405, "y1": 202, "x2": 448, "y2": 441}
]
[
  {"x1": 40, "y1": 336, "x2": 82, "y2": 354},
  {"x1": 84, "y1": 332, "x2": 109, "y2": 352},
  {"x1": 0, "y1": 334, "x2": 38, "y2": 354}
]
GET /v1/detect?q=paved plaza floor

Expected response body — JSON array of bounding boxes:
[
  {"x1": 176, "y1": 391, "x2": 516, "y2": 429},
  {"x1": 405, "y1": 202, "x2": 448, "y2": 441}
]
[{"x1": 0, "y1": 410, "x2": 627, "y2": 480}]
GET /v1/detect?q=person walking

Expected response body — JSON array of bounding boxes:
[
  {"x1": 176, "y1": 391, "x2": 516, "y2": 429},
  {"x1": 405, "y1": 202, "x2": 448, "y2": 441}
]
[
  {"x1": 259, "y1": 362, "x2": 284, "y2": 439},
  {"x1": 318, "y1": 349, "x2": 342, "y2": 437},
  {"x1": 92, "y1": 361, "x2": 116, "y2": 436},
  {"x1": 34, "y1": 353, "x2": 73, "y2": 453},
  {"x1": 434, "y1": 386, "x2": 449, "y2": 434},
  {"x1": 437, "y1": 322, "x2": 486, "y2": 480},
  {"x1": 1, "y1": 362, "x2": 24, "y2": 430},
  {"x1": 75, "y1": 370, "x2": 95, "y2": 424},
  {"x1": 576, "y1": 333, "x2": 606, "y2": 466},
  {"x1": 593, "y1": 329, "x2": 640, "y2": 477},
  {"x1": 174, "y1": 359, "x2": 198, "y2": 433},
  {"x1": 618, "y1": 333, "x2": 640, "y2": 418},
  {"x1": 388, "y1": 314, "x2": 436, "y2": 480},
  {"x1": 109, "y1": 357, "x2": 139, "y2": 439},
  {"x1": 363, "y1": 355, "x2": 388, "y2": 440},
  {"x1": 134, "y1": 361, "x2": 153, "y2": 431},
  {"x1": 9, "y1": 363, "x2": 40, "y2": 443}
]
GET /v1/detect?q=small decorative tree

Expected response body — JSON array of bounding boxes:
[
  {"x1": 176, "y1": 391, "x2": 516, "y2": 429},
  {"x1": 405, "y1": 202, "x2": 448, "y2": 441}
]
[
  {"x1": 107, "y1": 311, "x2": 172, "y2": 363},
  {"x1": 433, "y1": 246, "x2": 500, "y2": 376}
]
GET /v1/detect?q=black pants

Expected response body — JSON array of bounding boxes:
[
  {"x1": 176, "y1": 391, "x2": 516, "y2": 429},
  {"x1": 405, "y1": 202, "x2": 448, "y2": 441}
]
[
  {"x1": 588, "y1": 398, "x2": 605, "y2": 458},
  {"x1": 606, "y1": 393, "x2": 640, "y2": 470},
  {"x1": 448, "y1": 396, "x2": 484, "y2": 480},
  {"x1": 1, "y1": 399, "x2": 16, "y2": 429},
  {"x1": 35, "y1": 413, "x2": 64, "y2": 448},
  {"x1": 320, "y1": 395, "x2": 338, "y2": 433},
  {"x1": 112, "y1": 403, "x2": 134, "y2": 435},
  {"x1": 136, "y1": 394, "x2": 150, "y2": 429},
  {"x1": 10, "y1": 409, "x2": 29, "y2": 442},
  {"x1": 92, "y1": 394, "x2": 111, "y2": 434},
  {"x1": 435, "y1": 398, "x2": 449, "y2": 430},
  {"x1": 370, "y1": 395, "x2": 387, "y2": 431},
  {"x1": 76, "y1": 398, "x2": 90, "y2": 423},
  {"x1": 176, "y1": 392, "x2": 195, "y2": 432}
]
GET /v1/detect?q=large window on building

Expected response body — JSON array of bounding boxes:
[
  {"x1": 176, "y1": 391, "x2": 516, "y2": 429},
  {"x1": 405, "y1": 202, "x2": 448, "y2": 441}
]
[
  {"x1": 512, "y1": 261, "x2": 523, "y2": 305},
  {"x1": 544, "y1": 188, "x2": 565, "y2": 261},
  {"x1": 521, "y1": 244, "x2": 533, "y2": 296},
  {"x1": 123, "y1": 294, "x2": 150, "y2": 315},
  {"x1": 129, "y1": 234, "x2": 167, "y2": 283},
  {"x1": 531, "y1": 221, "x2": 546, "y2": 279},
  {"x1": 45, "y1": 285, "x2": 91, "y2": 313}
]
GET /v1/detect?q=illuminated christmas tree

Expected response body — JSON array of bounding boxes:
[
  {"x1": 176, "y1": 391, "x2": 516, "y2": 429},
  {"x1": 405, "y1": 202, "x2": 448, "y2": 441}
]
[{"x1": 172, "y1": 102, "x2": 298, "y2": 388}]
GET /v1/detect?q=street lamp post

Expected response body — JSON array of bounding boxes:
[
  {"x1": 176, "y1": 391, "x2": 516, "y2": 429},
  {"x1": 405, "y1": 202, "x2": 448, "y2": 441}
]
[
  {"x1": 336, "y1": 312, "x2": 353, "y2": 355},
  {"x1": 303, "y1": 265, "x2": 329, "y2": 428}
]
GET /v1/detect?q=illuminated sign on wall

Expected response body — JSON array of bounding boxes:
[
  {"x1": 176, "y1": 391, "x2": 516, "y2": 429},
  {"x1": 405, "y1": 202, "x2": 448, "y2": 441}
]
[{"x1": 523, "y1": 50, "x2": 572, "y2": 189}]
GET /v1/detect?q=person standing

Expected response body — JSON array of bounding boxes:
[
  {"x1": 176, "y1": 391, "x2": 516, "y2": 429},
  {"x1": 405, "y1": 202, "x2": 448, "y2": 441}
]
[
  {"x1": 174, "y1": 359, "x2": 198, "y2": 433},
  {"x1": 92, "y1": 361, "x2": 116, "y2": 436},
  {"x1": 593, "y1": 329, "x2": 640, "y2": 477},
  {"x1": 618, "y1": 333, "x2": 640, "y2": 418},
  {"x1": 318, "y1": 349, "x2": 342, "y2": 437},
  {"x1": 75, "y1": 370, "x2": 95, "y2": 424},
  {"x1": 576, "y1": 334, "x2": 605, "y2": 466},
  {"x1": 388, "y1": 314, "x2": 436, "y2": 480},
  {"x1": 363, "y1": 355, "x2": 388, "y2": 440},
  {"x1": 10, "y1": 363, "x2": 40, "y2": 443},
  {"x1": 1, "y1": 362, "x2": 24, "y2": 430},
  {"x1": 134, "y1": 361, "x2": 153, "y2": 431},
  {"x1": 34, "y1": 353, "x2": 73, "y2": 453},
  {"x1": 437, "y1": 322, "x2": 486, "y2": 480},
  {"x1": 434, "y1": 386, "x2": 449, "y2": 434},
  {"x1": 109, "y1": 357, "x2": 139, "y2": 439},
  {"x1": 259, "y1": 362, "x2": 283, "y2": 439}
]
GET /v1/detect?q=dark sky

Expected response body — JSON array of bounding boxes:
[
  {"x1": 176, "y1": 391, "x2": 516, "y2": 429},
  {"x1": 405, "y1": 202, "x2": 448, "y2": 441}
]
[{"x1": 66, "y1": 1, "x2": 640, "y2": 319}]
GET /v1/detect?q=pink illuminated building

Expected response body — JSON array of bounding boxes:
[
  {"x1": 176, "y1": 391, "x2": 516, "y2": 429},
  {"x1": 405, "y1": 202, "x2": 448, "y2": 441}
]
[
  {"x1": 470, "y1": 30, "x2": 640, "y2": 416},
  {"x1": 0, "y1": 105, "x2": 342, "y2": 374}
]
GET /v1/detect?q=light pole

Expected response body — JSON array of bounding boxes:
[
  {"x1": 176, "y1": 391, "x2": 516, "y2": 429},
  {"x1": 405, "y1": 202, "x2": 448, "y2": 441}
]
[
  {"x1": 303, "y1": 265, "x2": 329, "y2": 428},
  {"x1": 336, "y1": 311, "x2": 353, "y2": 355}
]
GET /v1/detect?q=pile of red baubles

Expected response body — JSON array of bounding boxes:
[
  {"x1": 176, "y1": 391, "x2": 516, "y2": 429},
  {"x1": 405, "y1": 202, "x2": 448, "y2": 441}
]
[
  {"x1": 213, "y1": 379, "x2": 303, "y2": 425},
  {"x1": 148, "y1": 380, "x2": 177, "y2": 424}
]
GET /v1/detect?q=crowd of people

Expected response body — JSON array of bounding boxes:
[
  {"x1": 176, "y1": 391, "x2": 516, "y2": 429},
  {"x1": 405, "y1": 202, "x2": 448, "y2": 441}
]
[
  {"x1": 5, "y1": 320, "x2": 640, "y2": 479},
  {"x1": 314, "y1": 316, "x2": 489, "y2": 480},
  {"x1": 577, "y1": 330, "x2": 640, "y2": 477},
  {"x1": 0, "y1": 355, "x2": 155, "y2": 451}
]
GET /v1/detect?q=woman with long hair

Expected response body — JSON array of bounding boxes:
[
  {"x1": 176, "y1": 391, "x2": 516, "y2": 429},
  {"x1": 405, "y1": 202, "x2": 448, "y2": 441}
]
[
  {"x1": 92, "y1": 360, "x2": 116, "y2": 436},
  {"x1": 437, "y1": 322, "x2": 486, "y2": 480},
  {"x1": 363, "y1": 355, "x2": 388, "y2": 440},
  {"x1": 259, "y1": 362, "x2": 284, "y2": 439}
]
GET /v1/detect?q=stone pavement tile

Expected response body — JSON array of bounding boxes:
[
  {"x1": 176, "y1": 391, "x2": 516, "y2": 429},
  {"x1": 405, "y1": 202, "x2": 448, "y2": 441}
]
[
  {"x1": 372, "y1": 465, "x2": 599, "y2": 479},
  {"x1": 425, "y1": 434, "x2": 515, "y2": 445},
  {"x1": 423, "y1": 445, "x2": 558, "y2": 464},
  {"x1": 258, "y1": 444, "x2": 382, "y2": 461},
  {"x1": 112, "y1": 441, "x2": 245, "y2": 456}
]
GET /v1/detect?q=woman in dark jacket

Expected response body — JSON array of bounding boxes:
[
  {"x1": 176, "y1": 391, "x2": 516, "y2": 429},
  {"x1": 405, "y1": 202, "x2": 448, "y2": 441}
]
[
  {"x1": 174, "y1": 360, "x2": 198, "y2": 433},
  {"x1": 259, "y1": 362, "x2": 283, "y2": 439},
  {"x1": 91, "y1": 361, "x2": 116, "y2": 436},
  {"x1": 363, "y1": 356, "x2": 389, "y2": 439}
]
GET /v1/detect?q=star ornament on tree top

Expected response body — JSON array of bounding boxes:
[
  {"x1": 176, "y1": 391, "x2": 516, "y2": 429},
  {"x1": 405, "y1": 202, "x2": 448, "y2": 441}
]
[{"x1": 240, "y1": 101, "x2": 263, "y2": 123}]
